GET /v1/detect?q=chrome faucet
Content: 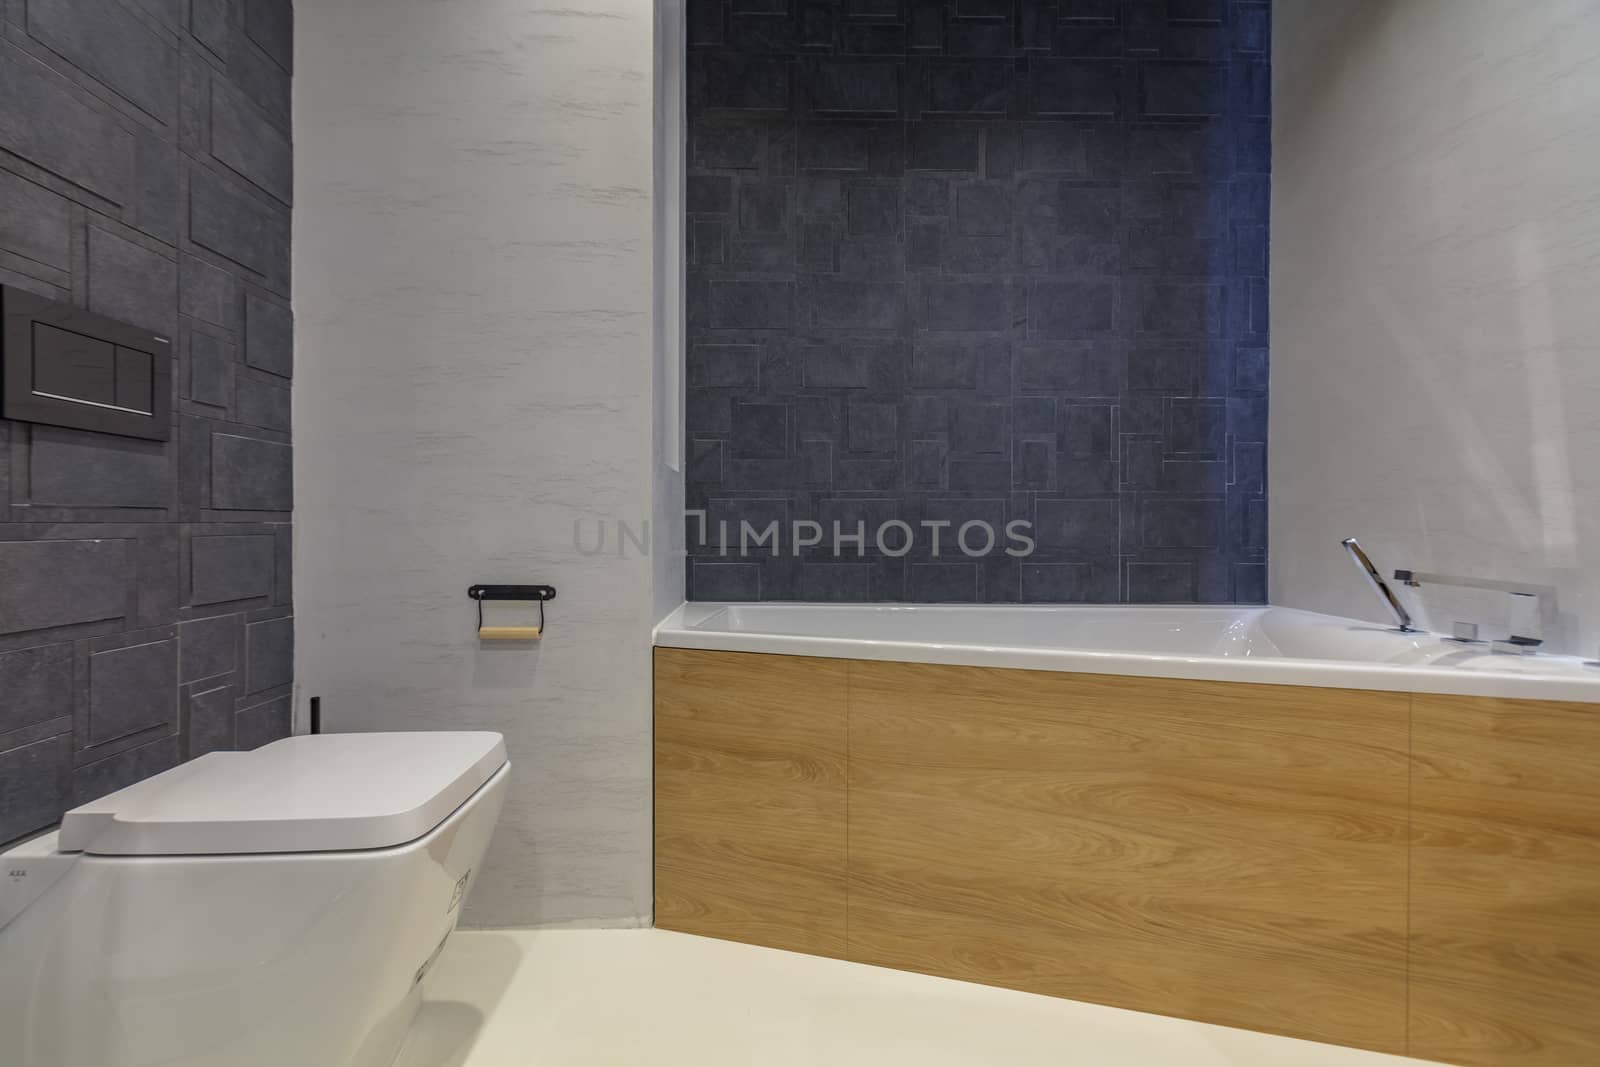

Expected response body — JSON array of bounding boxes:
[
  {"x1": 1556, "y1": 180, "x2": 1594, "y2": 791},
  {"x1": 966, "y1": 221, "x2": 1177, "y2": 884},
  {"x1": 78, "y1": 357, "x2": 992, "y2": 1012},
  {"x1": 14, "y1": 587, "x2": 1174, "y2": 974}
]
[
  {"x1": 1393, "y1": 567, "x2": 1546, "y2": 651},
  {"x1": 1341, "y1": 538, "x2": 1417, "y2": 632}
]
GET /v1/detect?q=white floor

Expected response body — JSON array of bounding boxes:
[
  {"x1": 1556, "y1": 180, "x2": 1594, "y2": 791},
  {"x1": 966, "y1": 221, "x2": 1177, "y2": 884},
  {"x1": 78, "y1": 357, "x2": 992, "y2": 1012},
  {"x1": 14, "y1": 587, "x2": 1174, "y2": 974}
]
[{"x1": 395, "y1": 929, "x2": 1435, "y2": 1067}]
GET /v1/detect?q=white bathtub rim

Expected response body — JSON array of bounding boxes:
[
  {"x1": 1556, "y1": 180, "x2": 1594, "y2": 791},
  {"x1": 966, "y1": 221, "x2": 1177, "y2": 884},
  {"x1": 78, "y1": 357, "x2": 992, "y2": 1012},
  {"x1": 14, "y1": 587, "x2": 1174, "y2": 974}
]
[{"x1": 654, "y1": 602, "x2": 1600, "y2": 704}]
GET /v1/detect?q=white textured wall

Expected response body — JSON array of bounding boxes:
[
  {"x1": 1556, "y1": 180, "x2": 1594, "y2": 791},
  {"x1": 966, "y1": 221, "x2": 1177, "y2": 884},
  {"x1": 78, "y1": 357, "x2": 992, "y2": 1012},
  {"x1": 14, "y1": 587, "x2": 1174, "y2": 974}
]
[
  {"x1": 294, "y1": 1, "x2": 659, "y2": 926},
  {"x1": 1271, "y1": 0, "x2": 1600, "y2": 655}
]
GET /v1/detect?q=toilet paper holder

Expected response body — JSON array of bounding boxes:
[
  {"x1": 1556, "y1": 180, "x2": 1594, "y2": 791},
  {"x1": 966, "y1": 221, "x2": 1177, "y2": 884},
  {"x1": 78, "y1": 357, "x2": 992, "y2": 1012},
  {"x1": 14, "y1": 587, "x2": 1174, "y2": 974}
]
[{"x1": 468, "y1": 584, "x2": 556, "y2": 641}]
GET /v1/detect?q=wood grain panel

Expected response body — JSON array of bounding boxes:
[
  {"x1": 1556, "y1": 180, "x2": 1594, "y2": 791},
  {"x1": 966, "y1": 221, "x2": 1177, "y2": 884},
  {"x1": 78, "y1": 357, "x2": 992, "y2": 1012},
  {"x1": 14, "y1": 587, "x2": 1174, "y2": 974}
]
[
  {"x1": 1410, "y1": 694, "x2": 1600, "y2": 1066},
  {"x1": 654, "y1": 648, "x2": 848, "y2": 957},
  {"x1": 844, "y1": 661, "x2": 1412, "y2": 1055}
]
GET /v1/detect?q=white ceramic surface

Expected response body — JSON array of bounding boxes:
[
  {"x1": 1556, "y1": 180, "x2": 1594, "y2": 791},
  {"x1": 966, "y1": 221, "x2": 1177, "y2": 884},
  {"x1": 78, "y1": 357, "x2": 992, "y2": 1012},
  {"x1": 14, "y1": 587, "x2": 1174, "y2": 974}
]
[
  {"x1": 0, "y1": 766, "x2": 507, "y2": 1067},
  {"x1": 656, "y1": 603, "x2": 1600, "y2": 702},
  {"x1": 61, "y1": 732, "x2": 507, "y2": 855},
  {"x1": 395, "y1": 928, "x2": 1432, "y2": 1067}
]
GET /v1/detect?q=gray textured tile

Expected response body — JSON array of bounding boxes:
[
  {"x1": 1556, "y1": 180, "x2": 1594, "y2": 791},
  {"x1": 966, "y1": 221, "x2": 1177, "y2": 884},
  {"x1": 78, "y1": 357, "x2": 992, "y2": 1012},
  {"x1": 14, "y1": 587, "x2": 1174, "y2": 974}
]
[
  {"x1": 1021, "y1": 125, "x2": 1087, "y2": 173},
  {"x1": 732, "y1": 403, "x2": 788, "y2": 459},
  {"x1": 956, "y1": 184, "x2": 1010, "y2": 235},
  {"x1": 739, "y1": 182, "x2": 787, "y2": 233},
  {"x1": 1, "y1": 0, "x2": 295, "y2": 837},
  {"x1": 709, "y1": 280, "x2": 794, "y2": 329},
  {"x1": 186, "y1": 683, "x2": 235, "y2": 756},
  {"x1": 690, "y1": 344, "x2": 761, "y2": 388},
  {"x1": 690, "y1": 562, "x2": 762, "y2": 600},
  {"x1": 1030, "y1": 280, "x2": 1115, "y2": 337},
  {"x1": 0, "y1": 539, "x2": 130, "y2": 635},
  {"x1": 86, "y1": 227, "x2": 178, "y2": 336},
  {"x1": 1128, "y1": 561, "x2": 1196, "y2": 602},
  {"x1": 803, "y1": 346, "x2": 871, "y2": 388},
  {"x1": 688, "y1": 174, "x2": 734, "y2": 213},
  {"x1": 692, "y1": 53, "x2": 790, "y2": 111},
  {"x1": 211, "y1": 433, "x2": 292, "y2": 511},
  {"x1": 189, "y1": 165, "x2": 290, "y2": 290},
  {"x1": 924, "y1": 59, "x2": 1011, "y2": 114},
  {"x1": 907, "y1": 562, "x2": 978, "y2": 602},
  {"x1": 0, "y1": 169, "x2": 72, "y2": 272},
  {"x1": 1141, "y1": 61, "x2": 1228, "y2": 118},
  {"x1": 0, "y1": 44, "x2": 135, "y2": 205},
  {"x1": 273, "y1": 526, "x2": 292, "y2": 604},
  {"x1": 244, "y1": 0, "x2": 293, "y2": 73},
  {"x1": 191, "y1": 534, "x2": 275, "y2": 605},
  {"x1": 1169, "y1": 398, "x2": 1226, "y2": 455},
  {"x1": 211, "y1": 79, "x2": 293, "y2": 203},
  {"x1": 1021, "y1": 562, "x2": 1118, "y2": 603},
  {"x1": 72, "y1": 735, "x2": 182, "y2": 806},
  {"x1": 0, "y1": 644, "x2": 73, "y2": 735},
  {"x1": 133, "y1": 128, "x2": 180, "y2": 244},
  {"x1": 88, "y1": 639, "x2": 177, "y2": 745},
  {"x1": 799, "y1": 124, "x2": 870, "y2": 171},
  {"x1": 243, "y1": 293, "x2": 293, "y2": 377},
  {"x1": 1019, "y1": 341, "x2": 1123, "y2": 393},
  {"x1": 693, "y1": 122, "x2": 761, "y2": 169},
  {"x1": 687, "y1": 0, "x2": 1268, "y2": 605},
  {"x1": 804, "y1": 279, "x2": 903, "y2": 330},
  {"x1": 235, "y1": 695, "x2": 290, "y2": 749},
  {"x1": 910, "y1": 340, "x2": 979, "y2": 388},
  {"x1": 909, "y1": 125, "x2": 980, "y2": 171},
  {"x1": 189, "y1": 331, "x2": 237, "y2": 407},
  {"x1": 808, "y1": 59, "x2": 899, "y2": 115},
  {"x1": 245, "y1": 615, "x2": 292, "y2": 693},
  {"x1": 235, "y1": 376, "x2": 290, "y2": 431},
  {"x1": 951, "y1": 401, "x2": 1008, "y2": 454},
  {"x1": 1035, "y1": 499, "x2": 1119, "y2": 556},
  {"x1": 796, "y1": 563, "x2": 873, "y2": 601},
  {"x1": 847, "y1": 402, "x2": 898, "y2": 453},
  {"x1": 0, "y1": 735, "x2": 70, "y2": 846},
  {"x1": 846, "y1": 182, "x2": 899, "y2": 236},
  {"x1": 180, "y1": 613, "x2": 240, "y2": 682},
  {"x1": 1029, "y1": 59, "x2": 1120, "y2": 117},
  {"x1": 26, "y1": 0, "x2": 178, "y2": 123},
  {"x1": 181, "y1": 254, "x2": 242, "y2": 331},
  {"x1": 924, "y1": 280, "x2": 1007, "y2": 332},
  {"x1": 29, "y1": 427, "x2": 170, "y2": 508},
  {"x1": 1142, "y1": 498, "x2": 1224, "y2": 548}
]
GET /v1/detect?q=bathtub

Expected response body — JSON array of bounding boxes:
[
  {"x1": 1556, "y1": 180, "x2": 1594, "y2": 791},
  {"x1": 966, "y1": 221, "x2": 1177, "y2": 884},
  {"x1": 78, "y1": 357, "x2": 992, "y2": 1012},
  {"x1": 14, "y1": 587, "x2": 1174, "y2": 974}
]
[{"x1": 655, "y1": 602, "x2": 1600, "y2": 703}]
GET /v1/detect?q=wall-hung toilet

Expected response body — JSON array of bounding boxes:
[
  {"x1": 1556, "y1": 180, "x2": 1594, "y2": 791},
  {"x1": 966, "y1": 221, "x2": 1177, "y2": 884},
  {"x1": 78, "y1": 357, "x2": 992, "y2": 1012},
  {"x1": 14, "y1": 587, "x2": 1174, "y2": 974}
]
[{"x1": 0, "y1": 731, "x2": 509, "y2": 1067}]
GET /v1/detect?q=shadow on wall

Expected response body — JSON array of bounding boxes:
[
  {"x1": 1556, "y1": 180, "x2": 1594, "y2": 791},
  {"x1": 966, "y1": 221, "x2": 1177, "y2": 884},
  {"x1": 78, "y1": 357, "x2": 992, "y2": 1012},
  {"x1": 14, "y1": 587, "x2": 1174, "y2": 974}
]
[{"x1": 683, "y1": 0, "x2": 1272, "y2": 605}]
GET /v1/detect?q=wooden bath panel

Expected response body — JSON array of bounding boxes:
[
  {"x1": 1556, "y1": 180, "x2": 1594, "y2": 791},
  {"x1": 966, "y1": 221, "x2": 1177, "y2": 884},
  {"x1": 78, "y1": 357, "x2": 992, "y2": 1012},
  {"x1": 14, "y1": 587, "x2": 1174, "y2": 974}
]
[
  {"x1": 844, "y1": 660, "x2": 1412, "y2": 1056},
  {"x1": 1408, "y1": 694, "x2": 1600, "y2": 1067},
  {"x1": 655, "y1": 647, "x2": 1600, "y2": 1064},
  {"x1": 653, "y1": 648, "x2": 848, "y2": 958}
]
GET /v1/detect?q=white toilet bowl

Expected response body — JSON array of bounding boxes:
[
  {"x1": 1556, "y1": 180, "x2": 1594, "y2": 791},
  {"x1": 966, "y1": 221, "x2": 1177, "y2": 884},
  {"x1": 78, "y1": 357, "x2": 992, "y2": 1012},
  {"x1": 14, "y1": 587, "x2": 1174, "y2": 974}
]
[{"x1": 0, "y1": 731, "x2": 509, "y2": 1067}]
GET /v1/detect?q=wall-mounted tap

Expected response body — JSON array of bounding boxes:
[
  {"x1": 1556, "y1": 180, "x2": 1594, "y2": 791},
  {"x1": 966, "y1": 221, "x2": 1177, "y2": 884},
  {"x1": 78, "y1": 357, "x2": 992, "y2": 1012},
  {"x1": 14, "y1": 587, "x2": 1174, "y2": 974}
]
[
  {"x1": 1340, "y1": 538, "x2": 1417, "y2": 632},
  {"x1": 1393, "y1": 568, "x2": 1547, "y2": 652}
]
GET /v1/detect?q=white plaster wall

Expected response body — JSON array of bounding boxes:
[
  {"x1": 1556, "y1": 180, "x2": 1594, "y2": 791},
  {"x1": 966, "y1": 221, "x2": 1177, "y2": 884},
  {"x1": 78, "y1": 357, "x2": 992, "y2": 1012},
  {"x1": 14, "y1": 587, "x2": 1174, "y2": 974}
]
[
  {"x1": 1271, "y1": 0, "x2": 1600, "y2": 655},
  {"x1": 293, "y1": 0, "x2": 659, "y2": 926}
]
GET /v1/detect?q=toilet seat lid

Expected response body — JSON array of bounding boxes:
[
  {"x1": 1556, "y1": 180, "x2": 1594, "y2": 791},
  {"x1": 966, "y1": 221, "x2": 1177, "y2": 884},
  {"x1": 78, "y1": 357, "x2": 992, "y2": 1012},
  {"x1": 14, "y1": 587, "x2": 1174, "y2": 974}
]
[{"x1": 60, "y1": 731, "x2": 508, "y2": 856}]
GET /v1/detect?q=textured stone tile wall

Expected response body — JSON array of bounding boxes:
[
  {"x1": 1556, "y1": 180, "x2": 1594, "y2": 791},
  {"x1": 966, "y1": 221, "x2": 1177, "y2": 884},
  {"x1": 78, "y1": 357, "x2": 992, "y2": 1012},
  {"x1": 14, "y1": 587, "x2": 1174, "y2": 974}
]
[
  {"x1": 0, "y1": 0, "x2": 292, "y2": 846},
  {"x1": 686, "y1": 0, "x2": 1269, "y2": 603}
]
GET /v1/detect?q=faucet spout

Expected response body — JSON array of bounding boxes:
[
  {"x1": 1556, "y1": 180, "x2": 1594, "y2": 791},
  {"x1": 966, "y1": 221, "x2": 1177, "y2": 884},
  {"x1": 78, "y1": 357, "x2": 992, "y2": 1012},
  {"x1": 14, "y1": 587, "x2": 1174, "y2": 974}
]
[{"x1": 1341, "y1": 538, "x2": 1417, "y2": 633}]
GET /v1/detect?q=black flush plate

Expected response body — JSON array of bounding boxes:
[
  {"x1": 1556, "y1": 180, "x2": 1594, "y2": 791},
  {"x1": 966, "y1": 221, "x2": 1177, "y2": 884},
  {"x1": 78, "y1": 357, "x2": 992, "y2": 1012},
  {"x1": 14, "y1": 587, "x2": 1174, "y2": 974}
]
[{"x1": 1, "y1": 284, "x2": 173, "y2": 441}]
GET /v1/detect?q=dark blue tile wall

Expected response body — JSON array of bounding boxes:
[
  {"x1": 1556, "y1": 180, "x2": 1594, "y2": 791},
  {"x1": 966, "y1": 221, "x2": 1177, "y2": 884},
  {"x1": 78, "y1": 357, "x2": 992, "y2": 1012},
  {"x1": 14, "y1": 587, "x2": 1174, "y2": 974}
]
[
  {"x1": 0, "y1": 0, "x2": 293, "y2": 846},
  {"x1": 686, "y1": 0, "x2": 1269, "y2": 603}
]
